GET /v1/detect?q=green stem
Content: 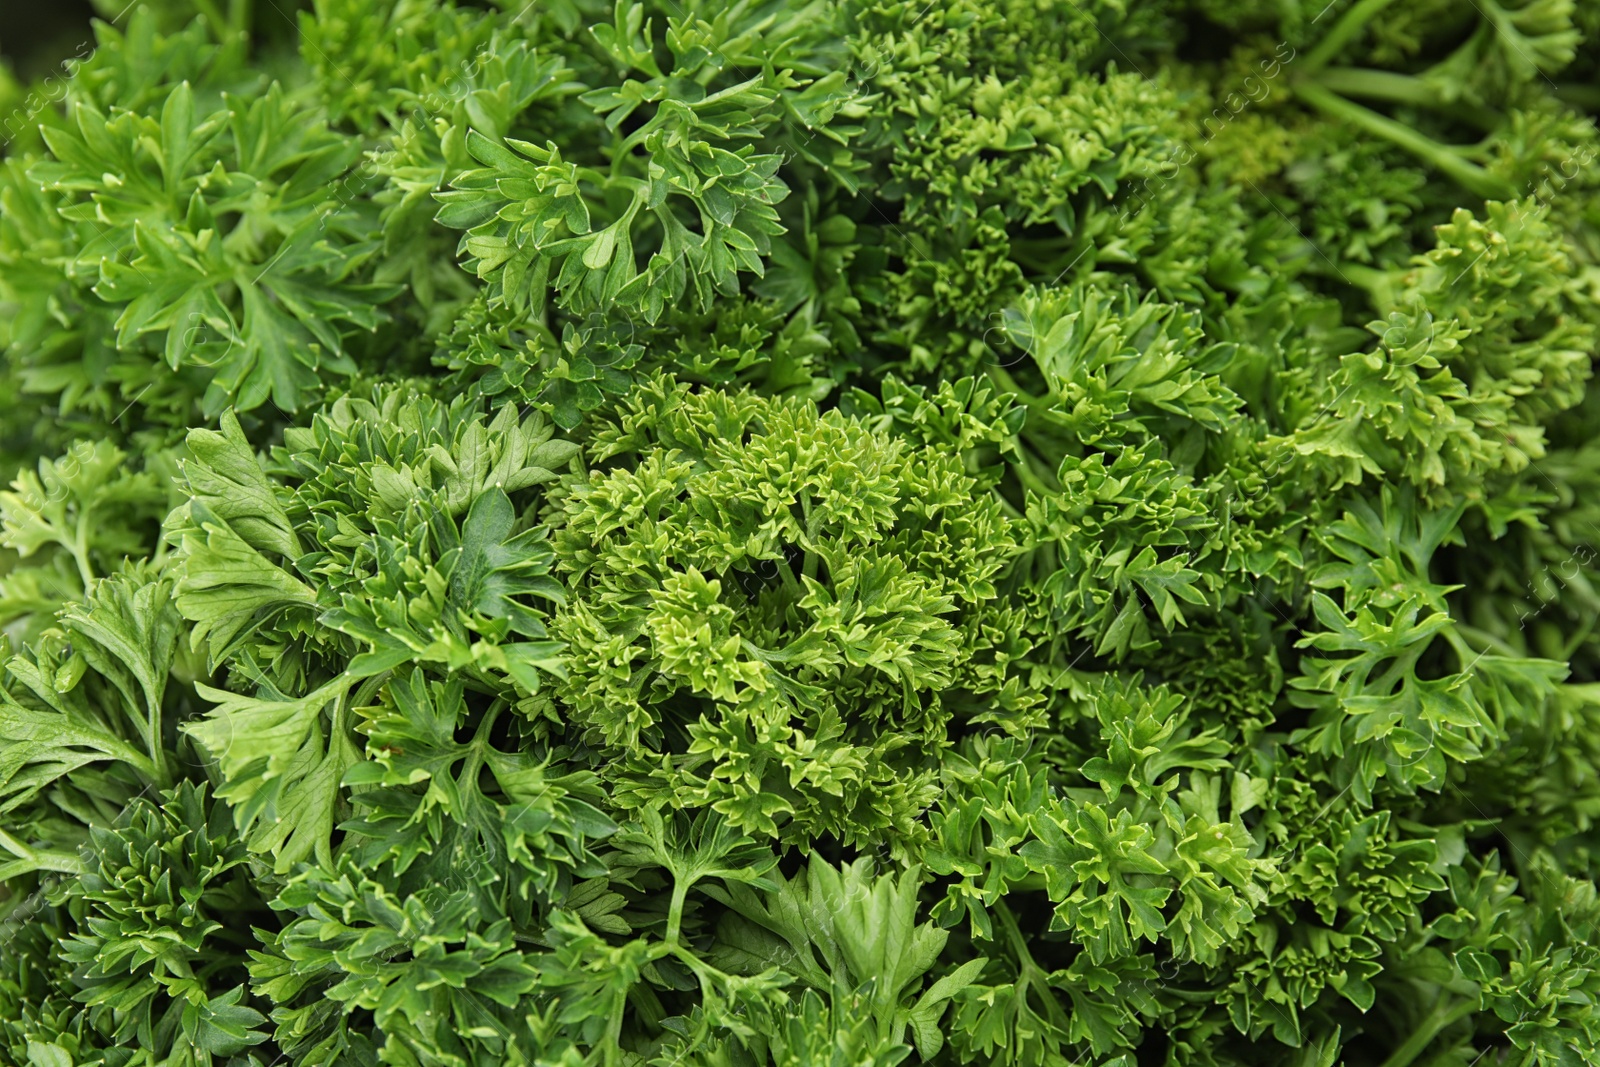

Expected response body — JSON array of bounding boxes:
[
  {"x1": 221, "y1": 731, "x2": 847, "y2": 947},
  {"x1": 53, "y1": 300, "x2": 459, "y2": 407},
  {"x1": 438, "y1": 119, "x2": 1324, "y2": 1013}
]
[
  {"x1": 777, "y1": 557, "x2": 803, "y2": 598},
  {"x1": 1377, "y1": 997, "x2": 1476, "y2": 1067},
  {"x1": 120, "y1": 742, "x2": 164, "y2": 788},
  {"x1": 1300, "y1": 0, "x2": 1405, "y2": 75},
  {"x1": 1014, "y1": 459, "x2": 1057, "y2": 503},
  {"x1": 994, "y1": 903, "x2": 1074, "y2": 1029},
  {"x1": 1312, "y1": 68, "x2": 1498, "y2": 129},
  {"x1": 0, "y1": 830, "x2": 85, "y2": 877},
  {"x1": 353, "y1": 672, "x2": 391, "y2": 710},
  {"x1": 1292, "y1": 81, "x2": 1516, "y2": 201},
  {"x1": 1561, "y1": 612, "x2": 1598, "y2": 661},
  {"x1": 994, "y1": 900, "x2": 1034, "y2": 962},
  {"x1": 141, "y1": 695, "x2": 171, "y2": 790},
  {"x1": 665, "y1": 878, "x2": 689, "y2": 946},
  {"x1": 452, "y1": 703, "x2": 498, "y2": 803},
  {"x1": 70, "y1": 509, "x2": 95, "y2": 592},
  {"x1": 34, "y1": 850, "x2": 84, "y2": 876},
  {"x1": 1313, "y1": 67, "x2": 1439, "y2": 108},
  {"x1": 1336, "y1": 260, "x2": 1393, "y2": 294},
  {"x1": 986, "y1": 365, "x2": 1058, "y2": 422},
  {"x1": 1018, "y1": 441, "x2": 1064, "y2": 493},
  {"x1": 1441, "y1": 627, "x2": 1477, "y2": 671},
  {"x1": 612, "y1": 115, "x2": 661, "y2": 180},
  {"x1": 1452, "y1": 623, "x2": 1517, "y2": 659},
  {"x1": 985, "y1": 368, "x2": 1081, "y2": 459}
]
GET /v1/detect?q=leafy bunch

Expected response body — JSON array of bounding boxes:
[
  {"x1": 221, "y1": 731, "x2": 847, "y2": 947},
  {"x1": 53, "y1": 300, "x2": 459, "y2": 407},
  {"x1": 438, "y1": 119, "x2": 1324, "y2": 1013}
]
[{"x1": 0, "y1": 1, "x2": 1599, "y2": 1066}]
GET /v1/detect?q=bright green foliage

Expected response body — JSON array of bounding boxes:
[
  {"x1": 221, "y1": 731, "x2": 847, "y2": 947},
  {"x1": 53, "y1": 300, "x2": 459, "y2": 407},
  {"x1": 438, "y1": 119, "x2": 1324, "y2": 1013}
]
[
  {"x1": 170, "y1": 388, "x2": 576, "y2": 689},
  {"x1": 1, "y1": 1, "x2": 1599, "y2": 1066},
  {"x1": 11, "y1": 55, "x2": 403, "y2": 424},
  {"x1": 57, "y1": 782, "x2": 269, "y2": 1059},
  {"x1": 548, "y1": 377, "x2": 1018, "y2": 847},
  {"x1": 0, "y1": 441, "x2": 169, "y2": 645}
]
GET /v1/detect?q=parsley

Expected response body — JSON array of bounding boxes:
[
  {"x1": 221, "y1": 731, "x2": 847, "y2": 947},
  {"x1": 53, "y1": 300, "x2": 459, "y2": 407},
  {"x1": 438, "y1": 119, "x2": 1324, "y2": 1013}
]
[{"x1": 1, "y1": 1, "x2": 1599, "y2": 1065}]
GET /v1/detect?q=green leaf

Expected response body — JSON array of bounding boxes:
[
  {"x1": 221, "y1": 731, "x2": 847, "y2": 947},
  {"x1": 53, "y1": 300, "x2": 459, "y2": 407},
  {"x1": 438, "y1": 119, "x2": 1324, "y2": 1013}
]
[{"x1": 184, "y1": 675, "x2": 359, "y2": 870}]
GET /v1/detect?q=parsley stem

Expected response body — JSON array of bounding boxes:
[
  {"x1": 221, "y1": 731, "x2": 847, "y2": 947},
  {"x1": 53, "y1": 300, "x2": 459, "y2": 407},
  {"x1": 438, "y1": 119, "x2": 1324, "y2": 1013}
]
[
  {"x1": 1376, "y1": 996, "x2": 1475, "y2": 1067},
  {"x1": 30, "y1": 849, "x2": 86, "y2": 876},
  {"x1": 144, "y1": 705, "x2": 171, "y2": 789},
  {"x1": 1311, "y1": 68, "x2": 1499, "y2": 130},
  {"x1": 1012, "y1": 444, "x2": 1061, "y2": 499},
  {"x1": 0, "y1": 830, "x2": 85, "y2": 876},
  {"x1": 665, "y1": 878, "x2": 688, "y2": 945},
  {"x1": 1560, "y1": 612, "x2": 1597, "y2": 661},
  {"x1": 985, "y1": 366, "x2": 1065, "y2": 428},
  {"x1": 994, "y1": 902, "x2": 1074, "y2": 1030},
  {"x1": 1336, "y1": 261, "x2": 1396, "y2": 302},
  {"x1": 113, "y1": 742, "x2": 162, "y2": 785},
  {"x1": 70, "y1": 508, "x2": 95, "y2": 592},
  {"x1": 1299, "y1": 80, "x2": 1510, "y2": 201},
  {"x1": 1300, "y1": 0, "x2": 1404, "y2": 75},
  {"x1": 994, "y1": 900, "x2": 1033, "y2": 961},
  {"x1": 1291, "y1": 82, "x2": 1516, "y2": 201},
  {"x1": 777, "y1": 553, "x2": 803, "y2": 597},
  {"x1": 1311, "y1": 68, "x2": 1437, "y2": 109}
]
